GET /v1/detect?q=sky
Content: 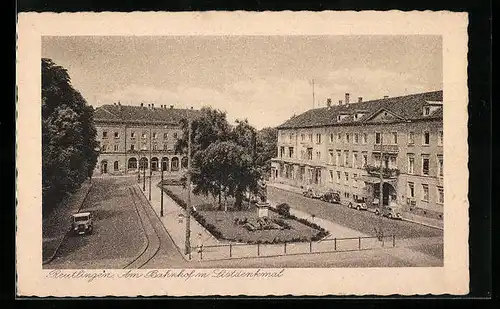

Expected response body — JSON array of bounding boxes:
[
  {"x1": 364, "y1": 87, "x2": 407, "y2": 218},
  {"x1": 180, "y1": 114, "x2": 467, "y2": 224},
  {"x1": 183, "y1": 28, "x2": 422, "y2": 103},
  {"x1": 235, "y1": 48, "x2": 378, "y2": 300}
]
[{"x1": 42, "y1": 35, "x2": 442, "y2": 129}]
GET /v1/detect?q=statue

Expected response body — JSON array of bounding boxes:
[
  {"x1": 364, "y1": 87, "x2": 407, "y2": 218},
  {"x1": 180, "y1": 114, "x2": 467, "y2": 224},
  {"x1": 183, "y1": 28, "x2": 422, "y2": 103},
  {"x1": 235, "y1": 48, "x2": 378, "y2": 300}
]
[{"x1": 257, "y1": 178, "x2": 268, "y2": 203}]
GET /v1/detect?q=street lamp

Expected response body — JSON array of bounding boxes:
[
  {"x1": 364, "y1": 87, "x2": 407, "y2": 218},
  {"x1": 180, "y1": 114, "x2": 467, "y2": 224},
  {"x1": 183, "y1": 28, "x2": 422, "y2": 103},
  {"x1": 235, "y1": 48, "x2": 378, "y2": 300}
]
[
  {"x1": 184, "y1": 116, "x2": 192, "y2": 255},
  {"x1": 149, "y1": 127, "x2": 152, "y2": 201},
  {"x1": 142, "y1": 161, "x2": 146, "y2": 191}
]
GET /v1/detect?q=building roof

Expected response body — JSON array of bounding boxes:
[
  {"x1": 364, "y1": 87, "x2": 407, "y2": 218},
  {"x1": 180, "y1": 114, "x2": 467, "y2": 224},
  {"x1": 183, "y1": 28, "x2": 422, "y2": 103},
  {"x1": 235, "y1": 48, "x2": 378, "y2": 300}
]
[
  {"x1": 94, "y1": 104, "x2": 201, "y2": 125},
  {"x1": 277, "y1": 90, "x2": 443, "y2": 129}
]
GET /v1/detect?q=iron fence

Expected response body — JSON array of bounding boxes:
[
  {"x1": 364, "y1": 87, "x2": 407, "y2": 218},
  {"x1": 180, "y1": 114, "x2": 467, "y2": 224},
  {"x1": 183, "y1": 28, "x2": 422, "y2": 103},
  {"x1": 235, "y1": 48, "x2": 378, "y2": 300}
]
[{"x1": 189, "y1": 235, "x2": 396, "y2": 261}]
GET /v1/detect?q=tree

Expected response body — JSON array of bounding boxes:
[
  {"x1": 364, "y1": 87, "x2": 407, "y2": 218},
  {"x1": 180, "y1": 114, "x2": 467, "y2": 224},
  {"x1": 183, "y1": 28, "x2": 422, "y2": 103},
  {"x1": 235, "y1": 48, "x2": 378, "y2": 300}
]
[
  {"x1": 42, "y1": 58, "x2": 98, "y2": 216},
  {"x1": 256, "y1": 127, "x2": 278, "y2": 177}
]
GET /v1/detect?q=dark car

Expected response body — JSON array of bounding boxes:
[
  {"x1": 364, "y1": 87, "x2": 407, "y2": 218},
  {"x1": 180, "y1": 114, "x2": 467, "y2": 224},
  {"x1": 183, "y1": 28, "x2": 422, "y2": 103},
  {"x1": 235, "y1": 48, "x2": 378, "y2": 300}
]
[
  {"x1": 70, "y1": 212, "x2": 94, "y2": 235},
  {"x1": 374, "y1": 206, "x2": 402, "y2": 220},
  {"x1": 321, "y1": 191, "x2": 341, "y2": 204}
]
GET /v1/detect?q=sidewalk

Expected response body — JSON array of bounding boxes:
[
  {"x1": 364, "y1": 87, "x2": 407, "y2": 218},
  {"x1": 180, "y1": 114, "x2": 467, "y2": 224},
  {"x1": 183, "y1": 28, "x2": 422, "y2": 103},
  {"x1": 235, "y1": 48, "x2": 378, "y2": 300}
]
[{"x1": 42, "y1": 179, "x2": 93, "y2": 264}]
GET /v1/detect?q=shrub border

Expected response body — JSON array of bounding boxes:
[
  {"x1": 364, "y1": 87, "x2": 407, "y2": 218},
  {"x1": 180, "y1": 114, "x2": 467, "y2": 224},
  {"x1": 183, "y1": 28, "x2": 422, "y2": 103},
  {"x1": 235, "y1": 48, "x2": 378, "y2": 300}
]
[{"x1": 159, "y1": 185, "x2": 329, "y2": 244}]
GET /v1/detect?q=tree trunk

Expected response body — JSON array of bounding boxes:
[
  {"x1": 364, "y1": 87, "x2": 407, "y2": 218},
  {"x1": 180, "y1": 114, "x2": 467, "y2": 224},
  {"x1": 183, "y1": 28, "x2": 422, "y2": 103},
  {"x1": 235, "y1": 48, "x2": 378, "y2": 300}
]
[
  {"x1": 218, "y1": 184, "x2": 222, "y2": 210},
  {"x1": 234, "y1": 189, "x2": 243, "y2": 210}
]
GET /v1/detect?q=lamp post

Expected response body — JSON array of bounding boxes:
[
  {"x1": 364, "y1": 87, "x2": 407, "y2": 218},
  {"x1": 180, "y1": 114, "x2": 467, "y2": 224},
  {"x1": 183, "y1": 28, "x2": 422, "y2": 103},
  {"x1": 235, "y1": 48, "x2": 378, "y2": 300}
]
[
  {"x1": 142, "y1": 161, "x2": 146, "y2": 191},
  {"x1": 378, "y1": 134, "x2": 385, "y2": 240},
  {"x1": 149, "y1": 127, "x2": 152, "y2": 201},
  {"x1": 160, "y1": 162, "x2": 164, "y2": 217},
  {"x1": 184, "y1": 117, "x2": 192, "y2": 255}
]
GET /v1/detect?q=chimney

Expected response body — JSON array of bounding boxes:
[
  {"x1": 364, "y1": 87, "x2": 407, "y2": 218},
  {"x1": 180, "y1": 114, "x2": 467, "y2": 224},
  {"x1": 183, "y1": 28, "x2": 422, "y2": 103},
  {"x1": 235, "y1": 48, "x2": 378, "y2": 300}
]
[
  {"x1": 118, "y1": 101, "x2": 121, "y2": 106},
  {"x1": 384, "y1": 95, "x2": 389, "y2": 99},
  {"x1": 345, "y1": 93, "x2": 350, "y2": 105},
  {"x1": 326, "y1": 98, "x2": 332, "y2": 107},
  {"x1": 152, "y1": 103, "x2": 155, "y2": 109},
  {"x1": 358, "y1": 97, "x2": 362, "y2": 103},
  {"x1": 170, "y1": 105, "x2": 174, "y2": 109},
  {"x1": 148, "y1": 104, "x2": 151, "y2": 108},
  {"x1": 140, "y1": 103, "x2": 144, "y2": 107},
  {"x1": 190, "y1": 106, "x2": 193, "y2": 110},
  {"x1": 338, "y1": 100, "x2": 343, "y2": 105}
]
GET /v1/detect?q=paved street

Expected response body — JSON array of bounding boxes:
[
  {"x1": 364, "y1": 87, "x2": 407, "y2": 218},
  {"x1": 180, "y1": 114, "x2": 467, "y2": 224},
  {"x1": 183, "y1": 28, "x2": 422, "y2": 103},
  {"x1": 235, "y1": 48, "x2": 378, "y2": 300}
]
[{"x1": 45, "y1": 177, "x2": 443, "y2": 268}]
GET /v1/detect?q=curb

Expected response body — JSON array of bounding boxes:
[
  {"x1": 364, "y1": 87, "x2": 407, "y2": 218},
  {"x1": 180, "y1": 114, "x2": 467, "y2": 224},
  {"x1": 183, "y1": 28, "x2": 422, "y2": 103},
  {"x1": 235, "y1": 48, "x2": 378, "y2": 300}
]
[
  {"x1": 400, "y1": 217, "x2": 443, "y2": 230},
  {"x1": 42, "y1": 181, "x2": 93, "y2": 265}
]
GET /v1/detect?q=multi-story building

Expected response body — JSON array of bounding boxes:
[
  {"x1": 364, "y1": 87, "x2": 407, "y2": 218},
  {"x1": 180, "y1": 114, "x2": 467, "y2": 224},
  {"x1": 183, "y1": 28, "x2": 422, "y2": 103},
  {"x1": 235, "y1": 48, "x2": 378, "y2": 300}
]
[
  {"x1": 93, "y1": 102, "x2": 200, "y2": 177},
  {"x1": 271, "y1": 90, "x2": 444, "y2": 227}
]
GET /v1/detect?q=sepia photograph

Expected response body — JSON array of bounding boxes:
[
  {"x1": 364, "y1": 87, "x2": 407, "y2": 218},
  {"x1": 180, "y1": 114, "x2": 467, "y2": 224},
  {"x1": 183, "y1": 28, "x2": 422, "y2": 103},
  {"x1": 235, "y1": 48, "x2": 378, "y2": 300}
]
[{"x1": 16, "y1": 11, "x2": 469, "y2": 296}]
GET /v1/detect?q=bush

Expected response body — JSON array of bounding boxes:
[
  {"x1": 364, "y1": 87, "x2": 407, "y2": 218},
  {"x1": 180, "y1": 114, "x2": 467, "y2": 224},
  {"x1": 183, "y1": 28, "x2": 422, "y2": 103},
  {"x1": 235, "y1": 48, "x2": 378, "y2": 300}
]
[{"x1": 276, "y1": 203, "x2": 291, "y2": 217}]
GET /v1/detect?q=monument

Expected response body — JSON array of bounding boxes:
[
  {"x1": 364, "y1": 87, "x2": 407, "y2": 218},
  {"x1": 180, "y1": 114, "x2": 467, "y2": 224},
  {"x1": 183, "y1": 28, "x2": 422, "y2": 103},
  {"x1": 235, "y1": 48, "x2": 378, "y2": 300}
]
[{"x1": 256, "y1": 178, "x2": 270, "y2": 218}]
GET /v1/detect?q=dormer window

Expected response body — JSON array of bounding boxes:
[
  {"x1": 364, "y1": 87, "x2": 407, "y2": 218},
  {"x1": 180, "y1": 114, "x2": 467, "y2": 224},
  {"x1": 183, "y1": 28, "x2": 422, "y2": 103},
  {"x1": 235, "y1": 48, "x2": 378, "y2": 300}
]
[{"x1": 423, "y1": 106, "x2": 431, "y2": 116}]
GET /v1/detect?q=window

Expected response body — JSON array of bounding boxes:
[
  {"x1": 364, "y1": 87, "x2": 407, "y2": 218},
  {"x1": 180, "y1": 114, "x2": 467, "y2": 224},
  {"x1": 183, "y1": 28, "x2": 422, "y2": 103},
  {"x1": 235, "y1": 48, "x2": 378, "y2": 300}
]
[
  {"x1": 289, "y1": 147, "x2": 294, "y2": 158},
  {"x1": 336, "y1": 151, "x2": 341, "y2": 166},
  {"x1": 423, "y1": 131, "x2": 430, "y2": 145},
  {"x1": 422, "y1": 184, "x2": 429, "y2": 201},
  {"x1": 362, "y1": 153, "x2": 368, "y2": 167},
  {"x1": 114, "y1": 161, "x2": 119, "y2": 171},
  {"x1": 163, "y1": 143, "x2": 168, "y2": 150},
  {"x1": 407, "y1": 182, "x2": 415, "y2": 198},
  {"x1": 173, "y1": 132, "x2": 178, "y2": 139},
  {"x1": 308, "y1": 134, "x2": 313, "y2": 142},
  {"x1": 354, "y1": 133, "x2": 359, "y2": 144},
  {"x1": 408, "y1": 154, "x2": 415, "y2": 174},
  {"x1": 141, "y1": 142, "x2": 147, "y2": 151},
  {"x1": 316, "y1": 133, "x2": 322, "y2": 144},
  {"x1": 289, "y1": 133, "x2": 294, "y2": 141},
  {"x1": 353, "y1": 173, "x2": 358, "y2": 187},
  {"x1": 437, "y1": 186, "x2": 444, "y2": 204},
  {"x1": 389, "y1": 156, "x2": 397, "y2": 169},
  {"x1": 307, "y1": 148, "x2": 313, "y2": 160},
  {"x1": 300, "y1": 150, "x2": 305, "y2": 159},
  {"x1": 408, "y1": 132, "x2": 415, "y2": 145},
  {"x1": 301, "y1": 134, "x2": 305, "y2": 141},
  {"x1": 424, "y1": 106, "x2": 430, "y2": 116},
  {"x1": 329, "y1": 171, "x2": 334, "y2": 183},
  {"x1": 344, "y1": 150, "x2": 349, "y2": 166},
  {"x1": 336, "y1": 171, "x2": 341, "y2": 183},
  {"x1": 375, "y1": 132, "x2": 381, "y2": 144},
  {"x1": 437, "y1": 155, "x2": 443, "y2": 177},
  {"x1": 316, "y1": 151, "x2": 321, "y2": 160},
  {"x1": 280, "y1": 146, "x2": 285, "y2": 157},
  {"x1": 328, "y1": 149, "x2": 334, "y2": 165},
  {"x1": 102, "y1": 144, "x2": 107, "y2": 151},
  {"x1": 438, "y1": 130, "x2": 443, "y2": 146},
  {"x1": 114, "y1": 132, "x2": 119, "y2": 139},
  {"x1": 329, "y1": 133, "x2": 334, "y2": 143},
  {"x1": 130, "y1": 132, "x2": 135, "y2": 138},
  {"x1": 102, "y1": 131, "x2": 108, "y2": 139},
  {"x1": 344, "y1": 172, "x2": 349, "y2": 184},
  {"x1": 130, "y1": 144, "x2": 135, "y2": 151},
  {"x1": 345, "y1": 133, "x2": 350, "y2": 144},
  {"x1": 153, "y1": 144, "x2": 158, "y2": 151},
  {"x1": 337, "y1": 133, "x2": 342, "y2": 142},
  {"x1": 422, "y1": 156, "x2": 430, "y2": 176},
  {"x1": 114, "y1": 145, "x2": 119, "y2": 151},
  {"x1": 163, "y1": 133, "x2": 168, "y2": 139},
  {"x1": 392, "y1": 132, "x2": 398, "y2": 144},
  {"x1": 142, "y1": 132, "x2": 147, "y2": 139},
  {"x1": 362, "y1": 133, "x2": 368, "y2": 144},
  {"x1": 353, "y1": 152, "x2": 358, "y2": 168}
]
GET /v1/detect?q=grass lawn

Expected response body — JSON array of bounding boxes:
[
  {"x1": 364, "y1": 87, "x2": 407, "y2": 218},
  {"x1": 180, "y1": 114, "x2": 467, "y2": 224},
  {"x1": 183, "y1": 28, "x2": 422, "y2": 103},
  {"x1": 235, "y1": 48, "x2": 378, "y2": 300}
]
[{"x1": 164, "y1": 185, "x2": 327, "y2": 244}]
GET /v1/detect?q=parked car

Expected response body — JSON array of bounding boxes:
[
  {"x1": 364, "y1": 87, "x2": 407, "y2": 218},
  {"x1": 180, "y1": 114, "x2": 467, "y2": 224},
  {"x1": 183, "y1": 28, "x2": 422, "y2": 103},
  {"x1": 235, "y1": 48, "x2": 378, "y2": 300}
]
[
  {"x1": 321, "y1": 191, "x2": 341, "y2": 204},
  {"x1": 70, "y1": 212, "x2": 94, "y2": 235},
  {"x1": 302, "y1": 188, "x2": 323, "y2": 199},
  {"x1": 374, "y1": 206, "x2": 402, "y2": 219},
  {"x1": 348, "y1": 197, "x2": 368, "y2": 210}
]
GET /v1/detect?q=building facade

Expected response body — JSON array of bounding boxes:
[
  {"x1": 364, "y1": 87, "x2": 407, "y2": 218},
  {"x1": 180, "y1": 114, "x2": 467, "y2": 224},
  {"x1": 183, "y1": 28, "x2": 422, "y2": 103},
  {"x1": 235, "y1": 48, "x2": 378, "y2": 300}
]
[
  {"x1": 93, "y1": 103, "x2": 200, "y2": 178},
  {"x1": 271, "y1": 91, "x2": 444, "y2": 227}
]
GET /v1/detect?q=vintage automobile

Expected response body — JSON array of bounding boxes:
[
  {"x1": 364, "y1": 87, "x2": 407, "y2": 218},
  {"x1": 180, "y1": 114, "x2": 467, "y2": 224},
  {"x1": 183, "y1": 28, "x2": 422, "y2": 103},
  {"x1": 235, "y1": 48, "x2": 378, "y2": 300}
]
[
  {"x1": 302, "y1": 188, "x2": 323, "y2": 199},
  {"x1": 374, "y1": 206, "x2": 402, "y2": 220},
  {"x1": 321, "y1": 191, "x2": 341, "y2": 204},
  {"x1": 348, "y1": 197, "x2": 368, "y2": 210},
  {"x1": 70, "y1": 212, "x2": 94, "y2": 235}
]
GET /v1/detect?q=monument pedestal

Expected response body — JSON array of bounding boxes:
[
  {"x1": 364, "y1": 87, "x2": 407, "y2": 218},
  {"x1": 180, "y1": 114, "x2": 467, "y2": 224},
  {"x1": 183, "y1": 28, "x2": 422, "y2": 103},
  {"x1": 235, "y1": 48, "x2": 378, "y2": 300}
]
[{"x1": 256, "y1": 202, "x2": 270, "y2": 218}]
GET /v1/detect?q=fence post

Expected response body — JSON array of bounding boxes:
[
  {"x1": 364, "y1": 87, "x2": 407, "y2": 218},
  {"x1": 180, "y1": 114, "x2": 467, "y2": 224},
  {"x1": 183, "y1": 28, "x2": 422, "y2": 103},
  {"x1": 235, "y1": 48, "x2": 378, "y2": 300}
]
[
  {"x1": 358, "y1": 237, "x2": 361, "y2": 250},
  {"x1": 382, "y1": 237, "x2": 385, "y2": 247},
  {"x1": 189, "y1": 249, "x2": 191, "y2": 260},
  {"x1": 392, "y1": 235, "x2": 395, "y2": 247},
  {"x1": 200, "y1": 245, "x2": 203, "y2": 260},
  {"x1": 257, "y1": 243, "x2": 260, "y2": 256},
  {"x1": 309, "y1": 241, "x2": 312, "y2": 253},
  {"x1": 334, "y1": 238, "x2": 337, "y2": 251},
  {"x1": 284, "y1": 242, "x2": 287, "y2": 254},
  {"x1": 229, "y1": 244, "x2": 232, "y2": 257}
]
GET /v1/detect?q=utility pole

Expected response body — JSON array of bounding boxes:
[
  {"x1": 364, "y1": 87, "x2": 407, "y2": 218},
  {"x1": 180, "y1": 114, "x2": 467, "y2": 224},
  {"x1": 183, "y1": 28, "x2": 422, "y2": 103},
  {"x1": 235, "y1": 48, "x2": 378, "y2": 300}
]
[
  {"x1": 160, "y1": 162, "x2": 164, "y2": 217},
  {"x1": 149, "y1": 127, "x2": 152, "y2": 201},
  {"x1": 378, "y1": 133, "x2": 384, "y2": 240},
  {"x1": 143, "y1": 163, "x2": 146, "y2": 191},
  {"x1": 312, "y1": 79, "x2": 315, "y2": 109},
  {"x1": 184, "y1": 117, "x2": 192, "y2": 255}
]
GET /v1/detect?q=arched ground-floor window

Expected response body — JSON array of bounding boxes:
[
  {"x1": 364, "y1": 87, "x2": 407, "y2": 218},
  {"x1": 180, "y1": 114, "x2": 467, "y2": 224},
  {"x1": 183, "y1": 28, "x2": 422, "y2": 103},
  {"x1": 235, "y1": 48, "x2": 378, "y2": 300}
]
[
  {"x1": 139, "y1": 157, "x2": 148, "y2": 169},
  {"x1": 128, "y1": 157, "x2": 138, "y2": 169},
  {"x1": 113, "y1": 161, "x2": 119, "y2": 171},
  {"x1": 181, "y1": 157, "x2": 188, "y2": 169},
  {"x1": 151, "y1": 157, "x2": 159, "y2": 171},
  {"x1": 171, "y1": 157, "x2": 179, "y2": 171},
  {"x1": 161, "y1": 157, "x2": 169, "y2": 171}
]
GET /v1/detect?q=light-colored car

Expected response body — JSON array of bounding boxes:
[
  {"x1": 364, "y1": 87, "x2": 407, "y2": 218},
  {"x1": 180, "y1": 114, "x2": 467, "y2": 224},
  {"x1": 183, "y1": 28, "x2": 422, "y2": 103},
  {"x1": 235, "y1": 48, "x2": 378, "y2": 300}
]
[
  {"x1": 70, "y1": 212, "x2": 94, "y2": 235},
  {"x1": 302, "y1": 188, "x2": 323, "y2": 199},
  {"x1": 348, "y1": 197, "x2": 368, "y2": 210},
  {"x1": 374, "y1": 206, "x2": 402, "y2": 220}
]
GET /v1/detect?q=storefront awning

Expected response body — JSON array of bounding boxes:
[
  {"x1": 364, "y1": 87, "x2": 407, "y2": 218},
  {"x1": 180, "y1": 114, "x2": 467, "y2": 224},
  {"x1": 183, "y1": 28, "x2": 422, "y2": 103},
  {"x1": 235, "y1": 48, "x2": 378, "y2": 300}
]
[{"x1": 356, "y1": 175, "x2": 397, "y2": 186}]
